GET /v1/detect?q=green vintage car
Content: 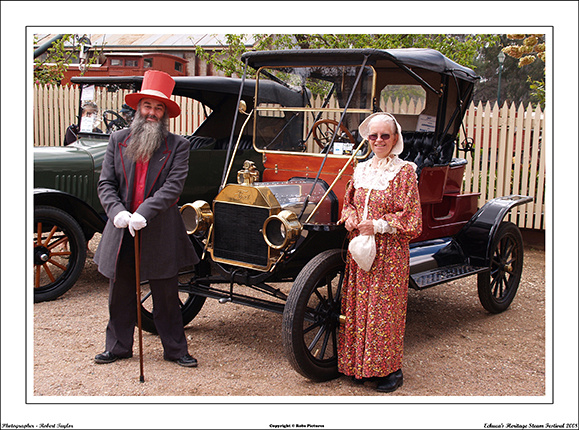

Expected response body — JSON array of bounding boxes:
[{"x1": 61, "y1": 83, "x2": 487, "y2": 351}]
[{"x1": 33, "y1": 75, "x2": 301, "y2": 302}]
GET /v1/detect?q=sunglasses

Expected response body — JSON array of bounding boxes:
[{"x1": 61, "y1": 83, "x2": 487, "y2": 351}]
[{"x1": 367, "y1": 133, "x2": 392, "y2": 142}]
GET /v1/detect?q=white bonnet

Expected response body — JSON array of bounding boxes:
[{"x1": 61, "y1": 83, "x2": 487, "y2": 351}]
[{"x1": 358, "y1": 112, "x2": 404, "y2": 156}]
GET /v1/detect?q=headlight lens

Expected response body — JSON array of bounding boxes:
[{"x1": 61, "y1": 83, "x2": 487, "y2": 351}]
[
  {"x1": 262, "y1": 210, "x2": 301, "y2": 249},
  {"x1": 180, "y1": 201, "x2": 213, "y2": 234}
]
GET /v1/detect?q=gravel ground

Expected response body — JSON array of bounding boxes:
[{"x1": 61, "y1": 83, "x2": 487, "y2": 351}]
[
  {"x1": 27, "y1": 235, "x2": 551, "y2": 428},
  {"x1": 32, "y1": 235, "x2": 547, "y2": 398}
]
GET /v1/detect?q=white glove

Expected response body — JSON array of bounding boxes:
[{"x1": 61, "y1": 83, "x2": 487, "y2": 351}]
[
  {"x1": 113, "y1": 211, "x2": 132, "y2": 229},
  {"x1": 373, "y1": 219, "x2": 396, "y2": 234},
  {"x1": 128, "y1": 212, "x2": 147, "y2": 237}
]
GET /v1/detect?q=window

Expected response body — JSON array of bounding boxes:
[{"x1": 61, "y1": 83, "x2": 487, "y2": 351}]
[
  {"x1": 144, "y1": 58, "x2": 153, "y2": 68},
  {"x1": 254, "y1": 65, "x2": 375, "y2": 154},
  {"x1": 379, "y1": 85, "x2": 426, "y2": 114},
  {"x1": 125, "y1": 59, "x2": 138, "y2": 67},
  {"x1": 174, "y1": 62, "x2": 183, "y2": 73},
  {"x1": 110, "y1": 59, "x2": 123, "y2": 66},
  {"x1": 379, "y1": 85, "x2": 432, "y2": 132}
]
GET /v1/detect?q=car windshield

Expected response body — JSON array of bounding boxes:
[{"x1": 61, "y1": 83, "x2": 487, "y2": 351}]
[
  {"x1": 253, "y1": 64, "x2": 374, "y2": 156},
  {"x1": 70, "y1": 82, "x2": 138, "y2": 141}
]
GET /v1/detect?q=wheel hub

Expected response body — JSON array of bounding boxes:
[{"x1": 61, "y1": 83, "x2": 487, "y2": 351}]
[{"x1": 34, "y1": 246, "x2": 50, "y2": 265}]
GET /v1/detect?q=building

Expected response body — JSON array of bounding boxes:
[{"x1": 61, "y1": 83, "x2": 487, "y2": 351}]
[{"x1": 34, "y1": 33, "x2": 256, "y2": 84}]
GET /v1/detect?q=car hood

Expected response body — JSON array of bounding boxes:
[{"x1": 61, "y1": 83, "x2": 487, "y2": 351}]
[{"x1": 34, "y1": 140, "x2": 108, "y2": 179}]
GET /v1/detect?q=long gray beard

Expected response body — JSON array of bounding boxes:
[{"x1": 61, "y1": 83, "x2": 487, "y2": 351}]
[{"x1": 126, "y1": 110, "x2": 169, "y2": 162}]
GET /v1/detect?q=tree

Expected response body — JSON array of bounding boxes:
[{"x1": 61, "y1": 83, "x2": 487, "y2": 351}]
[
  {"x1": 195, "y1": 33, "x2": 500, "y2": 78},
  {"x1": 502, "y1": 34, "x2": 545, "y2": 108},
  {"x1": 472, "y1": 34, "x2": 545, "y2": 107},
  {"x1": 502, "y1": 34, "x2": 546, "y2": 68},
  {"x1": 194, "y1": 34, "x2": 250, "y2": 77},
  {"x1": 34, "y1": 34, "x2": 101, "y2": 85},
  {"x1": 196, "y1": 33, "x2": 545, "y2": 108}
]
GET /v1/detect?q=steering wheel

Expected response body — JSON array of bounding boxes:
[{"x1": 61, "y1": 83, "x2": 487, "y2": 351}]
[
  {"x1": 103, "y1": 110, "x2": 129, "y2": 133},
  {"x1": 312, "y1": 119, "x2": 356, "y2": 150}
]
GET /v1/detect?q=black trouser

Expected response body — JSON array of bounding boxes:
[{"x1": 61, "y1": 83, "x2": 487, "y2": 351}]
[{"x1": 104, "y1": 231, "x2": 188, "y2": 360}]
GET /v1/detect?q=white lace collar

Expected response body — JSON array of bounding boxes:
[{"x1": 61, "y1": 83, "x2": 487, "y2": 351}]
[{"x1": 353, "y1": 155, "x2": 416, "y2": 191}]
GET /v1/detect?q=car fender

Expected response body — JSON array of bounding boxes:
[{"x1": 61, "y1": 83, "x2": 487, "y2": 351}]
[
  {"x1": 34, "y1": 188, "x2": 107, "y2": 239},
  {"x1": 454, "y1": 195, "x2": 533, "y2": 267}
]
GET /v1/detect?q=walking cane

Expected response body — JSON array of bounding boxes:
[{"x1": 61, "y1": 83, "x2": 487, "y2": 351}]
[{"x1": 134, "y1": 230, "x2": 145, "y2": 383}]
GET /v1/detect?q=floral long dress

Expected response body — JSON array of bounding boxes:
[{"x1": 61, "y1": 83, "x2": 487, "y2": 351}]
[{"x1": 338, "y1": 157, "x2": 422, "y2": 379}]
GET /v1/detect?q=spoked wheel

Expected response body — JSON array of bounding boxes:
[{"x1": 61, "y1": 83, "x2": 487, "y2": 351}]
[
  {"x1": 139, "y1": 273, "x2": 207, "y2": 334},
  {"x1": 312, "y1": 119, "x2": 355, "y2": 150},
  {"x1": 477, "y1": 222, "x2": 524, "y2": 313},
  {"x1": 282, "y1": 249, "x2": 345, "y2": 381},
  {"x1": 33, "y1": 206, "x2": 87, "y2": 302}
]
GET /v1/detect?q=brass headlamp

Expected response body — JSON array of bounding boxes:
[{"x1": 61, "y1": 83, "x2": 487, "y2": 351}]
[
  {"x1": 262, "y1": 210, "x2": 301, "y2": 250},
  {"x1": 180, "y1": 200, "x2": 213, "y2": 234}
]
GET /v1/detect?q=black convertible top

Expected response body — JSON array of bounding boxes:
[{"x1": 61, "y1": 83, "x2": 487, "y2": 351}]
[
  {"x1": 241, "y1": 48, "x2": 479, "y2": 83},
  {"x1": 70, "y1": 75, "x2": 304, "y2": 109}
]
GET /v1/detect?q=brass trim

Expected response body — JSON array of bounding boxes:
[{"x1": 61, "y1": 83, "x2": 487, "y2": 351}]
[
  {"x1": 208, "y1": 184, "x2": 284, "y2": 272},
  {"x1": 238, "y1": 99, "x2": 248, "y2": 114},
  {"x1": 304, "y1": 138, "x2": 368, "y2": 224},
  {"x1": 263, "y1": 210, "x2": 302, "y2": 250},
  {"x1": 252, "y1": 63, "x2": 377, "y2": 157},
  {"x1": 255, "y1": 106, "x2": 371, "y2": 114},
  {"x1": 220, "y1": 108, "x2": 254, "y2": 191},
  {"x1": 214, "y1": 183, "x2": 281, "y2": 208},
  {"x1": 180, "y1": 200, "x2": 213, "y2": 234}
]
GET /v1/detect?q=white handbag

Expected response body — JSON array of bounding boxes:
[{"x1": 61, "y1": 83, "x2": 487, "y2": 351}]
[
  {"x1": 348, "y1": 234, "x2": 376, "y2": 272},
  {"x1": 348, "y1": 188, "x2": 376, "y2": 272}
]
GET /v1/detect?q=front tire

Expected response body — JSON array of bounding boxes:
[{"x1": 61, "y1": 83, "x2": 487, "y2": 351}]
[
  {"x1": 282, "y1": 249, "x2": 345, "y2": 381},
  {"x1": 33, "y1": 206, "x2": 87, "y2": 302},
  {"x1": 477, "y1": 222, "x2": 524, "y2": 313}
]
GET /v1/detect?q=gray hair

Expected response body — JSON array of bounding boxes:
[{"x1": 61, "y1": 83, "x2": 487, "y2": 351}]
[{"x1": 358, "y1": 112, "x2": 404, "y2": 155}]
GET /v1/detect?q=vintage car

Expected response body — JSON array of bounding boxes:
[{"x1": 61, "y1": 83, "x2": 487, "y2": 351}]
[
  {"x1": 33, "y1": 75, "x2": 301, "y2": 302},
  {"x1": 168, "y1": 48, "x2": 532, "y2": 382}
]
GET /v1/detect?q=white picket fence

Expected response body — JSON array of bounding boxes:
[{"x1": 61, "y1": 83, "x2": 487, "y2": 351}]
[
  {"x1": 33, "y1": 84, "x2": 545, "y2": 230},
  {"x1": 459, "y1": 101, "x2": 545, "y2": 230},
  {"x1": 33, "y1": 85, "x2": 206, "y2": 146}
]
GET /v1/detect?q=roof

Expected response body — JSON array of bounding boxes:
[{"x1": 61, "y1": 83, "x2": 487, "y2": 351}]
[
  {"x1": 242, "y1": 48, "x2": 479, "y2": 82},
  {"x1": 33, "y1": 34, "x2": 256, "y2": 51}
]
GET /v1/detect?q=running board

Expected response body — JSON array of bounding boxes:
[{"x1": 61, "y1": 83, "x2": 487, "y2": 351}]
[{"x1": 411, "y1": 264, "x2": 488, "y2": 289}]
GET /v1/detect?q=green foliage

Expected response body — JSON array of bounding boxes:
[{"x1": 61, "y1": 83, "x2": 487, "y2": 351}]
[
  {"x1": 195, "y1": 34, "x2": 251, "y2": 77},
  {"x1": 380, "y1": 84, "x2": 426, "y2": 105},
  {"x1": 499, "y1": 34, "x2": 546, "y2": 108},
  {"x1": 33, "y1": 34, "x2": 102, "y2": 85},
  {"x1": 527, "y1": 77, "x2": 545, "y2": 109},
  {"x1": 195, "y1": 33, "x2": 501, "y2": 77},
  {"x1": 34, "y1": 35, "x2": 76, "y2": 85}
]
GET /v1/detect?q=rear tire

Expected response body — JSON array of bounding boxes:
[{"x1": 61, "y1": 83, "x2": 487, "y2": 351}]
[{"x1": 477, "y1": 222, "x2": 524, "y2": 313}]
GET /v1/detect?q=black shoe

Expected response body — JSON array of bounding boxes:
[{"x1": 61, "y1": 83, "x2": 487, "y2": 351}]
[
  {"x1": 166, "y1": 354, "x2": 198, "y2": 368},
  {"x1": 352, "y1": 377, "x2": 368, "y2": 384},
  {"x1": 376, "y1": 370, "x2": 403, "y2": 393},
  {"x1": 94, "y1": 351, "x2": 132, "y2": 364}
]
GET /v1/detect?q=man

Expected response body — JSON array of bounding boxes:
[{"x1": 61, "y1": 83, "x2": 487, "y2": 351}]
[{"x1": 94, "y1": 70, "x2": 199, "y2": 367}]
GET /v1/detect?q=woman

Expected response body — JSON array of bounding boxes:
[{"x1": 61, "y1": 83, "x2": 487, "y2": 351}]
[{"x1": 338, "y1": 112, "x2": 422, "y2": 393}]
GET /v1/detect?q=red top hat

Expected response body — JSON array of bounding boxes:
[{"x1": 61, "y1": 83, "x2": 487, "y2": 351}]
[{"x1": 125, "y1": 70, "x2": 181, "y2": 118}]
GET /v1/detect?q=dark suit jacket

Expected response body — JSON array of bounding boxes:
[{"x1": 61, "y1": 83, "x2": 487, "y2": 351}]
[{"x1": 94, "y1": 128, "x2": 198, "y2": 280}]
